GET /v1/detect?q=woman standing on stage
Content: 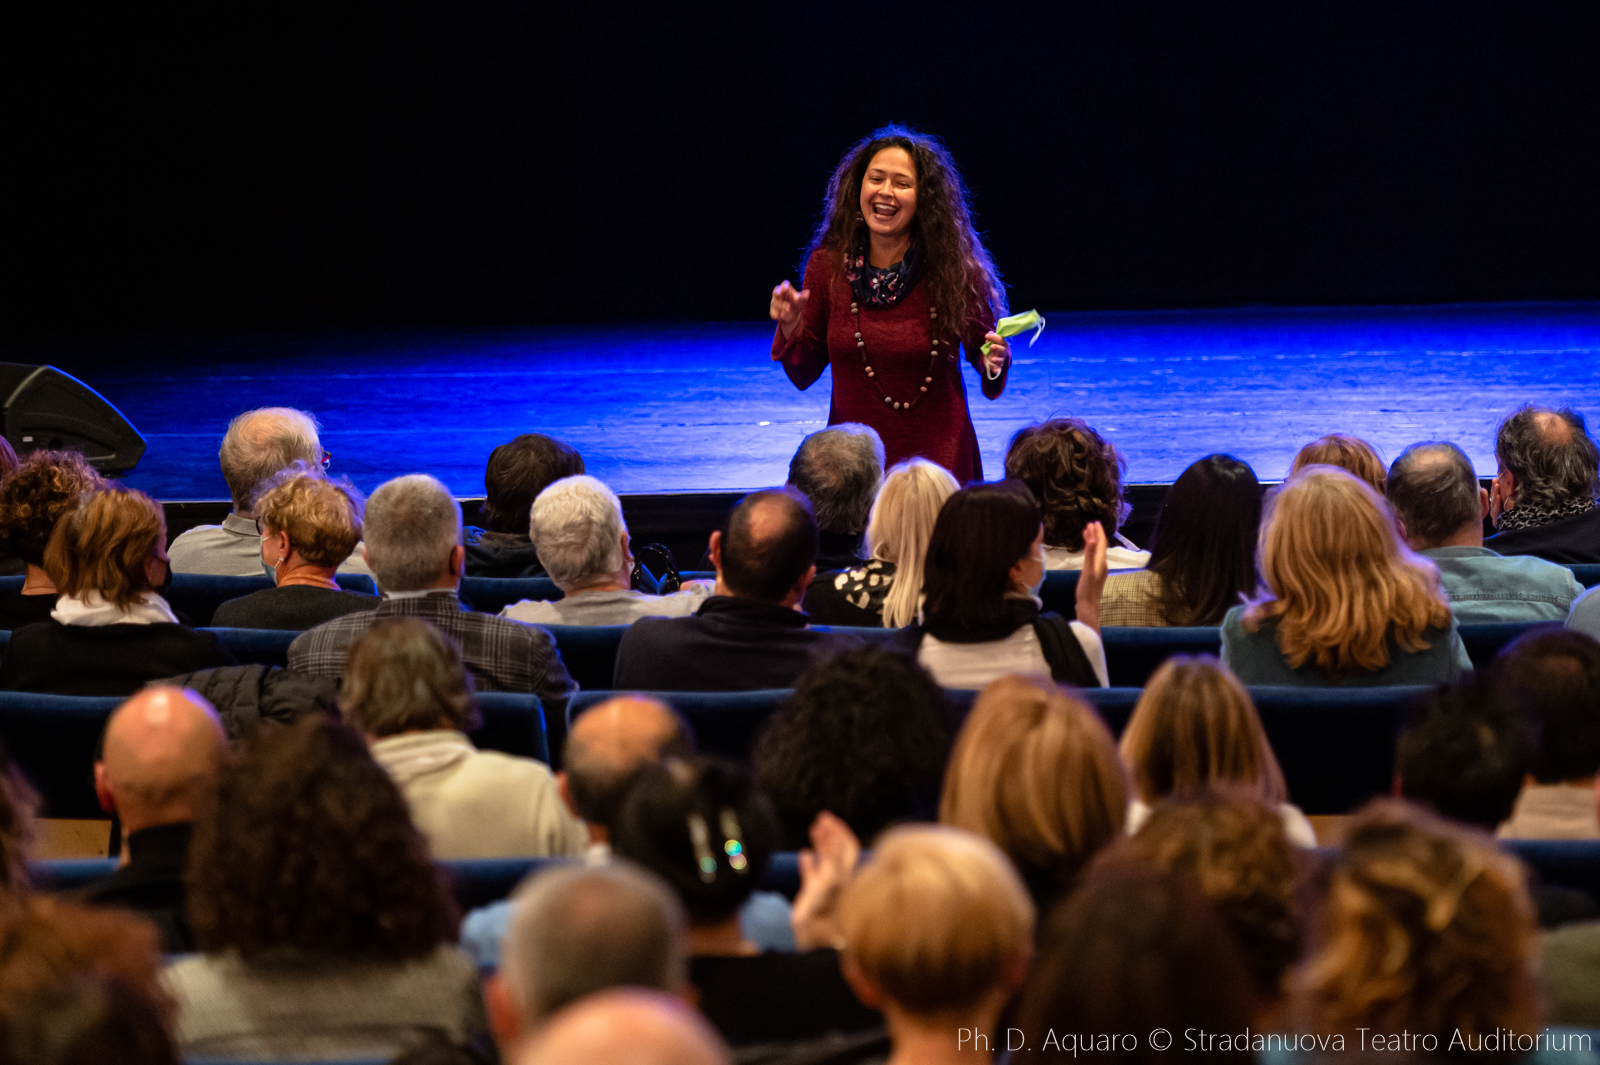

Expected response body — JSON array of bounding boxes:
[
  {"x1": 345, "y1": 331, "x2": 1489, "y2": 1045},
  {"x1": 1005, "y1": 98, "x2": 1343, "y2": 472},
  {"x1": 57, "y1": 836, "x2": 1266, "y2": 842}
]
[{"x1": 770, "y1": 126, "x2": 1012, "y2": 483}]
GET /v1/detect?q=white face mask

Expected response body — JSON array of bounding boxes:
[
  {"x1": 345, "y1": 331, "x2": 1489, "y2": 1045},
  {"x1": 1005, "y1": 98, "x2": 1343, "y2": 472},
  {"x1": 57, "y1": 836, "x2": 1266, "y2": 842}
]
[{"x1": 1021, "y1": 543, "x2": 1047, "y2": 599}]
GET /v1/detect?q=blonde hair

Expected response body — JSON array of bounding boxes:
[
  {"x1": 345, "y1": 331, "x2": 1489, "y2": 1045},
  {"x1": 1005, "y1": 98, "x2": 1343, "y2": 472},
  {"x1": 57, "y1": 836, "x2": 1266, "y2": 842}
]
[
  {"x1": 940, "y1": 675, "x2": 1127, "y2": 899},
  {"x1": 866, "y1": 459, "x2": 959, "y2": 628},
  {"x1": 1243, "y1": 466, "x2": 1451, "y2": 675},
  {"x1": 1290, "y1": 433, "x2": 1388, "y2": 495},
  {"x1": 44, "y1": 485, "x2": 166, "y2": 609},
  {"x1": 1299, "y1": 799, "x2": 1540, "y2": 1042},
  {"x1": 253, "y1": 463, "x2": 364, "y2": 568},
  {"x1": 839, "y1": 825, "x2": 1033, "y2": 1016},
  {"x1": 1120, "y1": 656, "x2": 1287, "y2": 805}
]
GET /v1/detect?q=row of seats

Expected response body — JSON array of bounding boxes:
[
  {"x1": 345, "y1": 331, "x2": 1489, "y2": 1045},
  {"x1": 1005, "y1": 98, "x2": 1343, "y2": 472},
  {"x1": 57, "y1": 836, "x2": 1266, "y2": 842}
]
[
  {"x1": 6, "y1": 563, "x2": 1598, "y2": 626},
  {"x1": 4, "y1": 683, "x2": 1432, "y2": 818},
  {"x1": 0, "y1": 619, "x2": 1542, "y2": 693},
  {"x1": 29, "y1": 839, "x2": 1600, "y2": 915}
]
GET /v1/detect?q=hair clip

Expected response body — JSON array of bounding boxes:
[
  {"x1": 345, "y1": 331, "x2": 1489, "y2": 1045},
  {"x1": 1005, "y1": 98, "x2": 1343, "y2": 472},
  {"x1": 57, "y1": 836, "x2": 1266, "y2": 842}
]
[
  {"x1": 687, "y1": 813, "x2": 718, "y2": 884},
  {"x1": 720, "y1": 808, "x2": 749, "y2": 874}
]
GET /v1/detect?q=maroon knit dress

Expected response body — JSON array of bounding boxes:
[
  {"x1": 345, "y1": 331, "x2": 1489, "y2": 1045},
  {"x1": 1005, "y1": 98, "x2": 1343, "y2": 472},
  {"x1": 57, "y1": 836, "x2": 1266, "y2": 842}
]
[{"x1": 771, "y1": 248, "x2": 1007, "y2": 483}]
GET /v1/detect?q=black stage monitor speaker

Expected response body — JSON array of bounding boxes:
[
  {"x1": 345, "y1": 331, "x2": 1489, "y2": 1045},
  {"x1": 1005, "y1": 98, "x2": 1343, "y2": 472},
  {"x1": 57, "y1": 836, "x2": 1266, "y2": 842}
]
[{"x1": 0, "y1": 364, "x2": 146, "y2": 475}]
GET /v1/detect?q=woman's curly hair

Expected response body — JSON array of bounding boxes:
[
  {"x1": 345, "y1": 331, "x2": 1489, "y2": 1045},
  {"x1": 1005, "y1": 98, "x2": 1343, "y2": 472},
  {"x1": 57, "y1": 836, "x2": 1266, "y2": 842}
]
[
  {"x1": 187, "y1": 716, "x2": 457, "y2": 962},
  {"x1": 1298, "y1": 799, "x2": 1540, "y2": 1045},
  {"x1": 753, "y1": 644, "x2": 952, "y2": 847},
  {"x1": 0, "y1": 450, "x2": 106, "y2": 568},
  {"x1": 1005, "y1": 419, "x2": 1131, "y2": 551},
  {"x1": 804, "y1": 125, "x2": 1006, "y2": 335}
]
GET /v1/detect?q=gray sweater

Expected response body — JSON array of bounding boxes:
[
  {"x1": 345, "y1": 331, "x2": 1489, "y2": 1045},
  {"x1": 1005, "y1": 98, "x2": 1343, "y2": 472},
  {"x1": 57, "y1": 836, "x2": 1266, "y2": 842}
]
[{"x1": 1220, "y1": 606, "x2": 1469, "y2": 687}]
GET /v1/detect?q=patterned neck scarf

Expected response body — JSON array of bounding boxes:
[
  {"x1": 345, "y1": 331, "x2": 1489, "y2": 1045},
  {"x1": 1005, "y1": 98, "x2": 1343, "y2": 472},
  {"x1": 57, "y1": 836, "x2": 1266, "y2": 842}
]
[
  {"x1": 1496, "y1": 493, "x2": 1597, "y2": 532},
  {"x1": 845, "y1": 236, "x2": 923, "y2": 309}
]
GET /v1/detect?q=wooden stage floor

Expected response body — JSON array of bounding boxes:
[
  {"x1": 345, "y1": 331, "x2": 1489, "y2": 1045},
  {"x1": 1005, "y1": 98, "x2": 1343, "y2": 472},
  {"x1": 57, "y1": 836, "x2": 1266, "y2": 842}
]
[{"x1": 12, "y1": 300, "x2": 1600, "y2": 501}]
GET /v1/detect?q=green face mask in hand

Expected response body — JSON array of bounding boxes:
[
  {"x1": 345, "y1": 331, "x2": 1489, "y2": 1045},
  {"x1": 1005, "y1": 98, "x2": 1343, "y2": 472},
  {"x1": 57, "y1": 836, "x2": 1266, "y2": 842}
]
[{"x1": 980, "y1": 309, "x2": 1046, "y2": 357}]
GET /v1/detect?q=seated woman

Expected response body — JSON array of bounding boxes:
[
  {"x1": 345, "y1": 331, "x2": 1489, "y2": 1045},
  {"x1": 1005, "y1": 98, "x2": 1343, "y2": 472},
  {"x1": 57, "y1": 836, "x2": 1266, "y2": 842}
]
[
  {"x1": 0, "y1": 449, "x2": 105, "y2": 629},
  {"x1": 339, "y1": 617, "x2": 586, "y2": 859},
  {"x1": 0, "y1": 485, "x2": 235, "y2": 696},
  {"x1": 940, "y1": 674, "x2": 1127, "y2": 916},
  {"x1": 1290, "y1": 432, "x2": 1388, "y2": 494},
  {"x1": 1222, "y1": 465, "x2": 1469, "y2": 687},
  {"x1": 610, "y1": 757, "x2": 880, "y2": 1050},
  {"x1": 1298, "y1": 800, "x2": 1540, "y2": 1049},
  {"x1": 1099, "y1": 454, "x2": 1261, "y2": 627},
  {"x1": 910, "y1": 481, "x2": 1107, "y2": 689},
  {"x1": 1119, "y1": 656, "x2": 1316, "y2": 845},
  {"x1": 167, "y1": 716, "x2": 489, "y2": 1060},
  {"x1": 837, "y1": 826, "x2": 1034, "y2": 1065},
  {"x1": 211, "y1": 463, "x2": 375, "y2": 629},
  {"x1": 804, "y1": 458, "x2": 958, "y2": 627},
  {"x1": 1004, "y1": 417, "x2": 1149, "y2": 570}
]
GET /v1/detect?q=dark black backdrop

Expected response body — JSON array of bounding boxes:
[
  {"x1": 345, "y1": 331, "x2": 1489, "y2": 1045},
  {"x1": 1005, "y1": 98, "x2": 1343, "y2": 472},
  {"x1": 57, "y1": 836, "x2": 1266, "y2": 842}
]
[{"x1": 7, "y1": 1, "x2": 1599, "y2": 335}]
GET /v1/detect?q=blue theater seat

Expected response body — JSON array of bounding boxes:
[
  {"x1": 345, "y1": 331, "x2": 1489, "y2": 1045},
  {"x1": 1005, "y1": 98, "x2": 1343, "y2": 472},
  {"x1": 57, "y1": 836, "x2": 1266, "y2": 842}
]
[
  {"x1": 459, "y1": 576, "x2": 562, "y2": 614},
  {"x1": 1249, "y1": 685, "x2": 1426, "y2": 815},
  {"x1": 1458, "y1": 621, "x2": 1548, "y2": 668},
  {"x1": 1568, "y1": 563, "x2": 1600, "y2": 588},
  {"x1": 0, "y1": 691, "x2": 120, "y2": 818},
  {"x1": 472, "y1": 692, "x2": 551, "y2": 764},
  {"x1": 167, "y1": 573, "x2": 376, "y2": 627},
  {"x1": 1101, "y1": 627, "x2": 1224, "y2": 686},
  {"x1": 203, "y1": 628, "x2": 299, "y2": 668},
  {"x1": 544, "y1": 624, "x2": 628, "y2": 692},
  {"x1": 1504, "y1": 838, "x2": 1600, "y2": 906}
]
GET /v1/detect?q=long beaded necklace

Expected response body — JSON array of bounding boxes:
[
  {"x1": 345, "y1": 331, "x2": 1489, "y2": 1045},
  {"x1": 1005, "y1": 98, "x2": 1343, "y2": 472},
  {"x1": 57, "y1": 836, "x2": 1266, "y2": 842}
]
[{"x1": 851, "y1": 299, "x2": 944, "y2": 412}]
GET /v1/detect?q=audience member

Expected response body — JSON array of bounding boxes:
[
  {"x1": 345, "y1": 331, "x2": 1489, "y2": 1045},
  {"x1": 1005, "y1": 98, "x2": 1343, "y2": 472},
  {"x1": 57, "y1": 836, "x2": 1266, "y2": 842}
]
[
  {"x1": 1543, "y1": 907, "x2": 1600, "y2": 1029},
  {"x1": 84, "y1": 686, "x2": 226, "y2": 952},
  {"x1": 1222, "y1": 466, "x2": 1468, "y2": 686},
  {"x1": 837, "y1": 826, "x2": 1032, "y2": 1065},
  {"x1": 1119, "y1": 656, "x2": 1316, "y2": 846},
  {"x1": 169, "y1": 407, "x2": 370, "y2": 576},
  {"x1": 911, "y1": 481, "x2": 1107, "y2": 688},
  {"x1": 1386, "y1": 440, "x2": 1583, "y2": 622},
  {"x1": 940, "y1": 674, "x2": 1127, "y2": 915},
  {"x1": 211, "y1": 463, "x2": 377, "y2": 628},
  {"x1": 486, "y1": 863, "x2": 687, "y2": 1052},
  {"x1": 1486, "y1": 404, "x2": 1600, "y2": 563},
  {"x1": 517, "y1": 989, "x2": 731, "y2": 1065},
  {"x1": 788, "y1": 424, "x2": 884, "y2": 576},
  {"x1": 0, "y1": 485, "x2": 235, "y2": 695},
  {"x1": 1572, "y1": 585, "x2": 1600, "y2": 641},
  {"x1": 1100, "y1": 454, "x2": 1261, "y2": 627},
  {"x1": 0, "y1": 739, "x2": 38, "y2": 906},
  {"x1": 339, "y1": 617, "x2": 586, "y2": 859},
  {"x1": 0, "y1": 898, "x2": 176, "y2": 1065},
  {"x1": 613, "y1": 489, "x2": 858, "y2": 692},
  {"x1": 0, "y1": 449, "x2": 105, "y2": 628},
  {"x1": 289, "y1": 474, "x2": 574, "y2": 696},
  {"x1": 1395, "y1": 672, "x2": 1538, "y2": 831},
  {"x1": 1005, "y1": 417, "x2": 1149, "y2": 569},
  {"x1": 502, "y1": 475, "x2": 711, "y2": 625},
  {"x1": 1494, "y1": 628, "x2": 1600, "y2": 840},
  {"x1": 1289, "y1": 432, "x2": 1388, "y2": 494},
  {"x1": 1120, "y1": 791, "x2": 1304, "y2": 1011},
  {"x1": 1011, "y1": 859, "x2": 1258, "y2": 1065},
  {"x1": 464, "y1": 433, "x2": 585, "y2": 578},
  {"x1": 611, "y1": 758, "x2": 880, "y2": 1048},
  {"x1": 170, "y1": 716, "x2": 487, "y2": 1059},
  {"x1": 1297, "y1": 800, "x2": 1541, "y2": 1048},
  {"x1": 754, "y1": 644, "x2": 952, "y2": 847},
  {"x1": 805, "y1": 457, "x2": 958, "y2": 627}
]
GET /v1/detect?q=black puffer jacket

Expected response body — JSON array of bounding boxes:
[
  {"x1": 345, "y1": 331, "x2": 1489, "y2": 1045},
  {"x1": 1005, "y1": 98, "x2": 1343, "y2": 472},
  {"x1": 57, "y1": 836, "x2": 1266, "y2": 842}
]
[{"x1": 156, "y1": 664, "x2": 338, "y2": 742}]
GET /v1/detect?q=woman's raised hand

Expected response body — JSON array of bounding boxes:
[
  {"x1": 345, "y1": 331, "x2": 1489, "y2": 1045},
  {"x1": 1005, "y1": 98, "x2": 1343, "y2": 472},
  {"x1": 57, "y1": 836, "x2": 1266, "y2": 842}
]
[
  {"x1": 790, "y1": 810, "x2": 861, "y2": 951},
  {"x1": 1075, "y1": 521, "x2": 1109, "y2": 633},
  {"x1": 770, "y1": 280, "x2": 810, "y2": 342}
]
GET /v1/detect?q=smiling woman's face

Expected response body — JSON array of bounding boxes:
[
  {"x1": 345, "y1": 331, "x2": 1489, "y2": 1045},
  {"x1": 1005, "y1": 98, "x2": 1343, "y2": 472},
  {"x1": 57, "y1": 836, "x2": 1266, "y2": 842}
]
[{"x1": 859, "y1": 147, "x2": 918, "y2": 247}]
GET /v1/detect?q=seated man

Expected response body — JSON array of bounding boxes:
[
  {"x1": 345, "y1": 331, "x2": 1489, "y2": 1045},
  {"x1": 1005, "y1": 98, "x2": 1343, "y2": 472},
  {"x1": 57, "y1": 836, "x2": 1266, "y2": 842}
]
[
  {"x1": 1485, "y1": 405, "x2": 1600, "y2": 563},
  {"x1": 518, "y1": 989, "x2": 730, "y2": 1065},
  {"x1": 289, "y1": 474, "x2": 574, "y2": 697},
  {"x1": 85, "y1": 686, "x2": 228, "y2": 952},
  {"x1": 485, "y1": 863, "x2": 688, "y2": 1057},
  {"x1": 1573, "y1": 586, "x2": 1600, "y2": 641},
  {"x1": 1494, "y1": 629, "x2": 1600, "y2": 840},
  {"x1": 502, "y1": 476, "x2": 711, "y2": 626},
  {"x1": 169, "y1": 407, "x2": 372, "y2": 576},
  {"x1": 1386, "y1": 440, "x2": 1583, "y2": 622},
  {"x1": 788, "y1": 425, "x2": 893, "y2": 625},
  {"x1": 612, "y1": 489, "x2": 859, "y2": 692},
  {"x1": 465, "y1": 433, "x2": 585, "y2": 578}
]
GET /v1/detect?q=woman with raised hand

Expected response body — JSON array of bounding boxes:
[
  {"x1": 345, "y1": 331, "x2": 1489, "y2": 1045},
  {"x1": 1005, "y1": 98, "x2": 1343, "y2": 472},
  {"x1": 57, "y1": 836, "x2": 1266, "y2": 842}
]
[{"x1": 770, "y1": 125, "x2": 1012, "y2": 483}]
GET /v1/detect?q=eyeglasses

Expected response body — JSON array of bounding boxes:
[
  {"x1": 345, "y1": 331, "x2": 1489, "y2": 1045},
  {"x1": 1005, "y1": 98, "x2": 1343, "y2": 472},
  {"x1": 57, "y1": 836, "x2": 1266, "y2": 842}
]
[{"x1": 321, "y1": 449, "x2": 332, "y2": 468}]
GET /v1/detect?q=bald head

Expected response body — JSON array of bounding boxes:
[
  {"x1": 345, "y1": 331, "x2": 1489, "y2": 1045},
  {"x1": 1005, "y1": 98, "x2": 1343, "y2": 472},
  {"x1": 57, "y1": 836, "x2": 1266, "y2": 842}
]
[
  {"x1": 563, "y1": 698, "x2": 692, "y2": 831},
  {"x1": 517, "y1": 990, "x2": 730, "y2": 1065},
  {"x1": 716, "y1": 489, "x2": 817, "y2": 604},
  {"x1": 97, "y1": 687, "x2": 226, "y2": 832},
  {"x1": 1386, "y1": 441, "x2": 1484, "y2": 548},
  {"x1": 218, "y1": 407, "x2": 322, "y2": 513},
  {"x1": 1495, "y1": 404, "x2": 1600, "y2": 512}
]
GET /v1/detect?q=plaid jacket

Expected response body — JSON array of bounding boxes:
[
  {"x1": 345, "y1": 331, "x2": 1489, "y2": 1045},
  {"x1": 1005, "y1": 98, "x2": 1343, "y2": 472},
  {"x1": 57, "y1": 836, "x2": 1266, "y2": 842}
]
[{"x1": 287, "y1": 591, "x2": 574, "y2": 698}]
